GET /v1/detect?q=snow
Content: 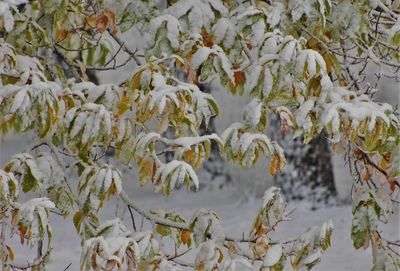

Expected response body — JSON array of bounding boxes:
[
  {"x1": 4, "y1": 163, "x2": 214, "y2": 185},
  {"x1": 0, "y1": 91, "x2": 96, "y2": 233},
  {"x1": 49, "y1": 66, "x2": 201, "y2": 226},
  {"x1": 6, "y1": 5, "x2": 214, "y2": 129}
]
[
  {"x1": 263, "y1": 244, "x2": 282, "y2": 267},
  {"x1": 212, "y1": 18, "x2": 236, "y2": 49},
  {"x1": 4, "y1": 177, "x2": 397, "y2": 270},
  {"x1": 190, "y1": 47, "x2": 212, "y2": 71},
  {"x1": 263, "y1": 67, "x2": 274, "y2": 97},
  {"x1": 280, "y1": 38, "x2": 297, "y2": 63},
  {"x1": 243, "y1": 98, "x2": 262, "y2": 127},
  {"x1": 150, "y1": 15, "x2": 182, "y2": 49},
  {"x1": 0, "y1": 0, "x2": 28, "y2": 32}
]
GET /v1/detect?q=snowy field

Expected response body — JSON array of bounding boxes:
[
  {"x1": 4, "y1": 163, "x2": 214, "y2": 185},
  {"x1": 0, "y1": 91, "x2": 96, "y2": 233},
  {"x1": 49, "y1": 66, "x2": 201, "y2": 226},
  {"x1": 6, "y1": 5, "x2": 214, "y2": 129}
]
[{"x1": 1, "y1": 135, "x2": 398, "y2": 271}]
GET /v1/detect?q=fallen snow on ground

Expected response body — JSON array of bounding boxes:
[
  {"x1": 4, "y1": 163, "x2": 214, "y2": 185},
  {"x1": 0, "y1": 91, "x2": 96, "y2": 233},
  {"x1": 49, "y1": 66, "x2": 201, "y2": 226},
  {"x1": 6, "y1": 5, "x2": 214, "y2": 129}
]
[{"x1": 6, "y1": 181, "x2": 399, "y2": 271}]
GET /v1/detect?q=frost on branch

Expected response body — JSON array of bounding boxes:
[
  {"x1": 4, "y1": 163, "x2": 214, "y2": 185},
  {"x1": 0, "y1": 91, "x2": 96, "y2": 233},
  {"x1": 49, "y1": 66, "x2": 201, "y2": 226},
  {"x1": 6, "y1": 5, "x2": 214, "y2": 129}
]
[
  {"x1": 251, "y1": 187, "x2": 286, "y2": 239},
  {"x1": 4, "y1": 152, "x2": 45, "y2": 193},
  {"x1": 190, "y1": 209, "x2": 225, "y2": 246},
  {"x1": 0, "y1": 170, "x2": 18, "y2": 207},
  {"x1": 82, "y1": 219, "x2": 139, "y2": 271},
  {"x1": 0, "y1": 0, "x2": 28, "y2": 32},
  {"x1": 13, "y1": 197, "x2": 55, "y2": 243},
  {"x1": 63, "y1": 103, "x2": 112, "y2": 150},
  {"x1": 78, "y1": 164, "x2": 122, "y2": 212},
  {"x1": 222, "y1": 123, "x2": 286, "y2": 171},
  {"x1": 154, "y1": 160, "x2": 200, "y2": 194},
  {"x1": 165, "y1": 0, "x2": 228, "y2": 37}
]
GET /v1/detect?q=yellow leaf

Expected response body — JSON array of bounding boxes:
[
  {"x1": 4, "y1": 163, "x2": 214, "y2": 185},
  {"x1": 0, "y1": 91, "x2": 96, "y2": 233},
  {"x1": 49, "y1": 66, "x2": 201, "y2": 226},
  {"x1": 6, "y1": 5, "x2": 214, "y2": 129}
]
[
  {"x1": 269, "y1": 156, "x2": 279, "y2": 176},
  {"x1": 139, "y1": 159, "x2": 154, "y2": 186},
  {"x1": 85, "y1": 16, "x2": 97, "y2": 28},
  {"x1": 184, "y1": 148, "x2": 195, "y2": 163},
  {"x1": 6, "y1": 245, "x2": 14, "y2": 261},
  {"x1": 107, "y1": 181, "x2": 117, "y2": 198}
]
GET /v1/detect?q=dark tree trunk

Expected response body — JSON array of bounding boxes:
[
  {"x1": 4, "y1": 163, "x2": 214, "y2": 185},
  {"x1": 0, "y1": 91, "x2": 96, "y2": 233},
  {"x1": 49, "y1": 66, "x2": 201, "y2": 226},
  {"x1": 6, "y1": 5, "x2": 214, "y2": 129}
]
[
  {"x1": 197, "y1": 84, "x2": 232, "y2": 189},
  {"x1": 272, "y1": 118, "x2": 338, "y2": 209}
]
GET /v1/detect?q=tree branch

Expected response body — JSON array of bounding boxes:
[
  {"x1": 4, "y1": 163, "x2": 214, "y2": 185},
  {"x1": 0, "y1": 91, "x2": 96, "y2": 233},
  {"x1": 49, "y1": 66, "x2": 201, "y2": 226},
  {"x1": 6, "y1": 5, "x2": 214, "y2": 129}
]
[
  {"x1": 5, "y1": 249, "x2": 51, "y2": 270},
  {"x1": 107, "y1": 30, "x2": 142, "y2": 66}
]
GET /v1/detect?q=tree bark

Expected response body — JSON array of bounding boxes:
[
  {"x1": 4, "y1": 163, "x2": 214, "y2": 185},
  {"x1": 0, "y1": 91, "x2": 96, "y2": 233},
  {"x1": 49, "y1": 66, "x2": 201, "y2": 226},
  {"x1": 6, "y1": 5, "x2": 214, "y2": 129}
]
[
  {"x1": 272, "y1": 119, "x2": 338, "y2": 209},
  {"x1": 197, "y1": 84, "x2": 232, "y2": 189}
]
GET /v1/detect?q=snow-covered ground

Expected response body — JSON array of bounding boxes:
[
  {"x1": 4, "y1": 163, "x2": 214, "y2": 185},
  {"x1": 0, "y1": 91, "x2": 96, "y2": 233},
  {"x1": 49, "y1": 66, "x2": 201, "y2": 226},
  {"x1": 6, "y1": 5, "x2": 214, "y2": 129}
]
[
  {"x1": 4, "y1": 183, "x2": 399, "y2": 271},
  {"x1": 1, "y1": 135, "x2": 398, "y2": 271}
]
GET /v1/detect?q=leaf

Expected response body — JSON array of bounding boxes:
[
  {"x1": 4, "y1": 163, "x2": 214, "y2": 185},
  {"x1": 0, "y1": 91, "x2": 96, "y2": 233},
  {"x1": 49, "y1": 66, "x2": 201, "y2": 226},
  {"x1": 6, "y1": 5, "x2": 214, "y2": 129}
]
[
  {"x1": 202, "y1": 29, "x2": 214, "y2": 47},
  {"x1": 156, "y1": 224, "x2": 171, "y2": 236},
  {"x1": 6, "y1": 245, "x2": 14, "y2": 261},
  {"x1": 181, "y1": 229, "x2": 191, "y2": 245},
  {"x1": 269, "y1": 155, "x2": 281, "y2": 176},
  {"x1": 86, "y1": 16, "x2": 97, "y2": 28},
  {"x1": 96, "y1": 14, "x2": 109, "y2": 33},
  {"x1": 55, "y1": 29, "x2": 68, "y2": 43},
  {"x1": 22, "y1": 168, "x2": 37, "y2": 193},
  {"x1": 139, "y1": 158, "x2": 155, "y2": 186},
  {"x1": 73, "y1": 211, "x2": 85, "y2": 233},
  {"x1": 234, "y1": 70, "x2": 245, "y2": 87}
]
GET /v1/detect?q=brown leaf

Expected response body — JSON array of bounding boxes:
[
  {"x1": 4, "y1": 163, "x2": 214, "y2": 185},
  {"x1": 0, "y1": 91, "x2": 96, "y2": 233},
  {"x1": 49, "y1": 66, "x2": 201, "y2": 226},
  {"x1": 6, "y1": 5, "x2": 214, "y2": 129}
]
[
  {"x1": 155, "y1": 113, "x2": 169, "y2": 134},
  {"x1": 105, "y1": 259, "x2": 117, "y2": 271},
  {"x1": 91, "y1": 249, "x2": 98, "y2": 268},
  {"x1": 389, "y1": 179, "x2": 396, "y2": 193},
  {"x1": 362, "y1": 232, "x2": 370, "y2": 249},
  {"x1": 280, "y1": 119, "x2": 288, "y2": 138}
]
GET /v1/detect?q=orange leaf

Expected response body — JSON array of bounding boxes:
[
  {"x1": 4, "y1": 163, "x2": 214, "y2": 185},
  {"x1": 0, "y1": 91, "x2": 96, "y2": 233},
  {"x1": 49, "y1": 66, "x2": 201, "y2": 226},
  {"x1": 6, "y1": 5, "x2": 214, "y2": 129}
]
[
  {"x1": 18, "y1": 225, "x2": 27, "y2": 244},
  {"x1": 181, "y1": 230, "x2": 191, "y2": 245},
  {"x1": 103, "y1": 7, "x2": 117, "y2": 34},
  {"x1": 380, "y1": 155, "x2": 391, "y2": 170},
  {"x1": 269, "y1": 155, "x2": 281, "y2": 176},
  {"x1": 234, "y1": 70, "x2": 245, "y2": 86},
  {"x1": 96, "y1": 14, "x2": 109, "y2": 33},
  {"x1": 201, "y1": 30, "x2": 214, "y2": 47}
]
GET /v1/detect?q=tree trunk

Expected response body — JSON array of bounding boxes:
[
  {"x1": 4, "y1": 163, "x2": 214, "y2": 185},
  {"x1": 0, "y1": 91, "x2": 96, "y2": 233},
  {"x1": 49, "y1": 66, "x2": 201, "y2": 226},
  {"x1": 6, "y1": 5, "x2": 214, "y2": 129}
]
[
  {"x1": 272, "y1": 119, "x2": 338, "y2": 209},
  {"x1": 197, "y1": 84, "x2": 232, "y2": 189}
]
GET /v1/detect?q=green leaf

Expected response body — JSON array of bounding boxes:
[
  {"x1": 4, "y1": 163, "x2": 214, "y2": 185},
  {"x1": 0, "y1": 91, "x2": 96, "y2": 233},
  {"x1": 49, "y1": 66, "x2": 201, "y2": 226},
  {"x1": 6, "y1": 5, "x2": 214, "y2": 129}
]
[
  {"x1": 351, "y1": 206, "x2": 371, "y2": 249},
  {"x1": 22, "y1": 168, "x2": 37, "y2": 193},
  {"x1": 156, "y1": 224, "x2": 172, "y2": 236},
  {"x1": 73, "y1": 211, "x2": 85, "y2": 233}
]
